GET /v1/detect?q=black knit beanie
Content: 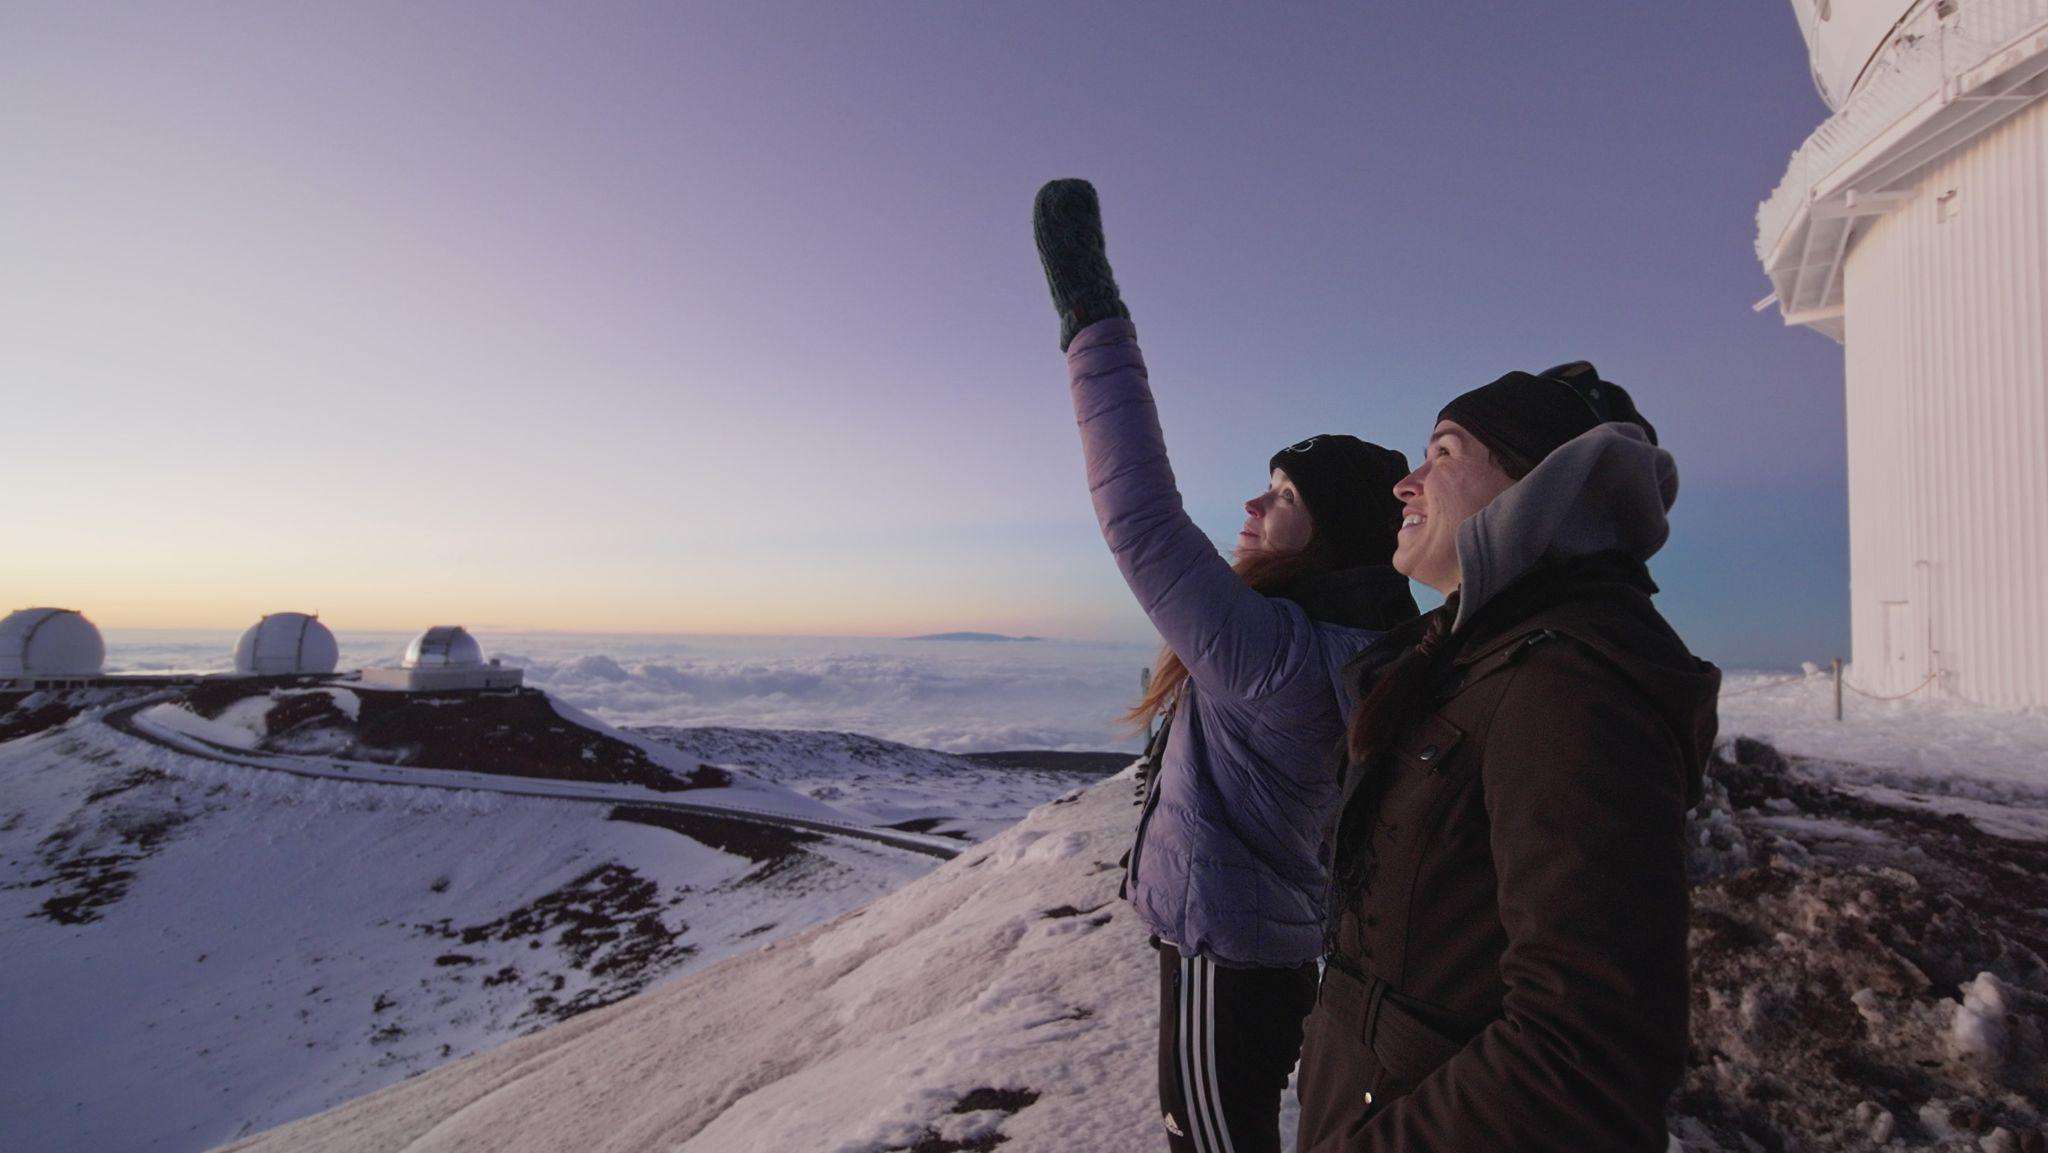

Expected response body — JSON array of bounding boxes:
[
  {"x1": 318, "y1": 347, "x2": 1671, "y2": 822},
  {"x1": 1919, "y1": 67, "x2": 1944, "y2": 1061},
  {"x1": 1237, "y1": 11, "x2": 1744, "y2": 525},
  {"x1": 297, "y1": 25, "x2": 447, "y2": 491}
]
[
  {"x1": 1437, "y1": 361, "x2": 1657, "y2": 479},
  {"x1": 1267, "y1": 434, "x2": 1411, "y2": 569}
]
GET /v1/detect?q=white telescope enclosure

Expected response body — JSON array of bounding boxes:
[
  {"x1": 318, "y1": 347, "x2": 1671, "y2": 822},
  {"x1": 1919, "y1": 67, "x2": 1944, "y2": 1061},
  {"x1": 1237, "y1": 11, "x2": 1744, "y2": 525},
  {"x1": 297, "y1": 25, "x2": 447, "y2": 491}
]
[
  {"x1": 1758, "y1": 0, "x2": 2048, "y2": 708},
  {"x1": 232, "y1": 612, "x2": 340, "y2": 676},
  {"x1": 361, "y1": 626, "x2": 521, "y2": 693},
  {"x1": 0, "y1": 608, "x2": 107, "y2": 684},
  {"x1": 1789, "y1": 0, "x2": 1928, "y2": 109},
  {"x1": 403, "y1": 626, "x2": 485, "y2": 669}
]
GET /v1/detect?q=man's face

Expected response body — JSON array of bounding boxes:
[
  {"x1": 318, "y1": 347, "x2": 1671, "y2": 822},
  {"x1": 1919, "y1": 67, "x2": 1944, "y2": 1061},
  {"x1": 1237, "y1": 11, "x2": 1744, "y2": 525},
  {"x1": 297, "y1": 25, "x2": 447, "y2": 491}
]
[{"x1": 1391, "y1": 420, "x2": 1516, "y2": 594}]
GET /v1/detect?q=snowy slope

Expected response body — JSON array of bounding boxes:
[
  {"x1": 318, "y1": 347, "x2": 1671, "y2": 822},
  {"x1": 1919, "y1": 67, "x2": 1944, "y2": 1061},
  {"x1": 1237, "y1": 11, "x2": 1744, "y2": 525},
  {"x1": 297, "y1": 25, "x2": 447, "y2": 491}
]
[
  {"x1": 1717, "y1": 671, "x2": 2048, "y2": 841},
  {"x1": 215, "y1": 772, "x2": 1162, "y2": 1153},
  {"x1": 215, "y1": 728, "x2": 2048, "y2": 1153},
  {"x1": 1718, "y1": 671, "x2": 2048, "y2": 799},
  {"x1": 640, "y1": 725, "x2": 1117, "y2": 842},
  {"x1": 3, "y1": 694, "x2": 1081, "y2": 1153},
  {"x1": 13, "y1": 675, "x2": 2046, "y2": 1153}
]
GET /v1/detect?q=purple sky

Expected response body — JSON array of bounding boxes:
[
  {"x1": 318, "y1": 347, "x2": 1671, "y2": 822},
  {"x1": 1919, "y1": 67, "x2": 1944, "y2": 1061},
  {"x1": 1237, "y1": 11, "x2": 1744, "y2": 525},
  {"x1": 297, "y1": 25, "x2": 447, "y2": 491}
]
[{"x1": 4, "y1": 3, "x2": 1846, "y2": 666}]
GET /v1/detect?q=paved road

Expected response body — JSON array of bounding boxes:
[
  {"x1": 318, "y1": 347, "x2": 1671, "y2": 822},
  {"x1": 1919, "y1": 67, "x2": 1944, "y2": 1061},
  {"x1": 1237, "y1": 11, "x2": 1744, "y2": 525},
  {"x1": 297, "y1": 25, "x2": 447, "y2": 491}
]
[{"x1": 101, "y1": 698, "x2": 963, "y2": 861}]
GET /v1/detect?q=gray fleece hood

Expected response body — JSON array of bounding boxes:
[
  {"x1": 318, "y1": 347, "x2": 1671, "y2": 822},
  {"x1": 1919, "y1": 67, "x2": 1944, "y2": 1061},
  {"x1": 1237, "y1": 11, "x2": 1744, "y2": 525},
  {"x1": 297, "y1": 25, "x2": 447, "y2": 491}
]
[{"x1": 1452, "y1": 422, "x2": 1677, "y2": 632}]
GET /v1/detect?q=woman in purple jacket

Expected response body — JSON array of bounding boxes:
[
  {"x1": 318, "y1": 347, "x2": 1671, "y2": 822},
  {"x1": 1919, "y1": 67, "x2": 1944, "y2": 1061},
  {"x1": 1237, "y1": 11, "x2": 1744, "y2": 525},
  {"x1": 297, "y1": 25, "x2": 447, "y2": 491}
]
[{"x1": 1034, "y1": 179, "x2": 1420, "y2": 1153}]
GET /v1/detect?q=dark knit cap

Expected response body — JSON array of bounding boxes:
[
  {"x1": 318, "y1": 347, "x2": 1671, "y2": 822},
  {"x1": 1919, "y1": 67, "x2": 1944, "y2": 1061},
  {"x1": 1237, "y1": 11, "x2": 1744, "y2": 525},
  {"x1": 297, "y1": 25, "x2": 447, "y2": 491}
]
[
  {"x1": 1437, "y1": 360, "x2": 1657, "y2": 479},
  {"x1": 1267, "y1": 434, "x2": 1411, "y2": 569}
]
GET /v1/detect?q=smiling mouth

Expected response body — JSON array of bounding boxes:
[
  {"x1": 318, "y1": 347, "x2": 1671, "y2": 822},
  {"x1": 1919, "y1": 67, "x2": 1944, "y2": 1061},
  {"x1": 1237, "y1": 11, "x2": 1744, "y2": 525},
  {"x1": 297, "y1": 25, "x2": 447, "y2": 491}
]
[{"x1": 1400, "y1": 514, "x2": 1424, "y2": 530}]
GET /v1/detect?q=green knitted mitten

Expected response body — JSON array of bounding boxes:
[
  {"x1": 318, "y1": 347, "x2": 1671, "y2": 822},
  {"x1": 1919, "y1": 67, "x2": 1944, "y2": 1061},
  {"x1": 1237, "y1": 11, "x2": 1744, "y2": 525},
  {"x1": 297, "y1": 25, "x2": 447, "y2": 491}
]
[{"x1": 1033, "y1": 178, "x2": 1131, "y2": 351}]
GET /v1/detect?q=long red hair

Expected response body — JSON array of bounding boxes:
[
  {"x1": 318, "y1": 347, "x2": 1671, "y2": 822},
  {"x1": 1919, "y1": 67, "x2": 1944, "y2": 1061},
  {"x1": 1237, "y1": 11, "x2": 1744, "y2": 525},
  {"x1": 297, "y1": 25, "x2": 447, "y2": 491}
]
[{"x1": 1122, "y1": 541, "x2": 1338, "y2": 730}]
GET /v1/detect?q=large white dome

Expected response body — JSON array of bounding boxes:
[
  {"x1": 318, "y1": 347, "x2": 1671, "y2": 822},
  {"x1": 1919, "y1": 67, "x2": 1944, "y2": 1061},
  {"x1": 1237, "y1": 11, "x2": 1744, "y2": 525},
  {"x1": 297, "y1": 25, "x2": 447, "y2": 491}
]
[
  {"x1": 0, "y1": 608, "x2": 106, "y2": 679},
  {"x1": 403, "y1": 626, "x2": 483, "y2": 669},
  {"x1": 1789, "y1": 0, "x2": 1926, "y2": 109},
  {"x1": 233, "y1": 612, "x2": 339, "y2": 676}
]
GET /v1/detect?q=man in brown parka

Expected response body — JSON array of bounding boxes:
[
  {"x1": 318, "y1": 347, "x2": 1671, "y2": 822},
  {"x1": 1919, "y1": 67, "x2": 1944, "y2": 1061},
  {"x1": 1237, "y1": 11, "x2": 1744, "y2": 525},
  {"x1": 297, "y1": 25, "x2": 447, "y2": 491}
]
[{"x1": 1295, "y1": 363, "x2": 1721, "y2": 1153}]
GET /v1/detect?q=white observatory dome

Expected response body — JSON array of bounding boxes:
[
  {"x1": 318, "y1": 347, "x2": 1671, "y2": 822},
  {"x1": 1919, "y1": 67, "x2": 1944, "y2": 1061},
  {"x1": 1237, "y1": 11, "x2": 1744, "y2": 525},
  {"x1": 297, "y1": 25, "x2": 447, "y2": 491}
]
[
  {"x1": 1789, "y1": 0, "x2": 1926, "y2": 109},
  {"x1": 403, "y1": 626, "x2": 484, "y2": 669},
  {"x1": 233, "y1": 612, "x2": 339, "y2": 676},
  {"x1": 0, "y1": 607, "x2": 106, "y2": 679}
]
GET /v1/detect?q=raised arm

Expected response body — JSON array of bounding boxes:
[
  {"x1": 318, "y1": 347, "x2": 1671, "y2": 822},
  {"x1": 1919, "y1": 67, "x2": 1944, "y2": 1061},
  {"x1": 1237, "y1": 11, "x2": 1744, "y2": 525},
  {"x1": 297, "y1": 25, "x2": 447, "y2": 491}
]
[{"x1": 1034, "y1": 179, "x2": 1312, "y2": 701}]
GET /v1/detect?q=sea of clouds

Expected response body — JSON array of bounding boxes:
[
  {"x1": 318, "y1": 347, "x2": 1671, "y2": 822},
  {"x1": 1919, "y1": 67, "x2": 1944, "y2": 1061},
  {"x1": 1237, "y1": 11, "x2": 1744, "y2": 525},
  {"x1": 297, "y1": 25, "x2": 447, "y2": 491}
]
[{"x1": 101, "y1": 630, "x2": 1156, "y2": 753}]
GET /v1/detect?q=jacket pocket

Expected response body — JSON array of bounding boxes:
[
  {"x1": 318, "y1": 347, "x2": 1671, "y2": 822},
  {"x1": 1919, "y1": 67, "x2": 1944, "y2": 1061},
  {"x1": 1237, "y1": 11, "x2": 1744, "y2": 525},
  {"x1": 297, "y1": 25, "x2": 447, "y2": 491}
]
[{"x1": 1366, "y1": 989, "x2": 1471, "y2": 1089}]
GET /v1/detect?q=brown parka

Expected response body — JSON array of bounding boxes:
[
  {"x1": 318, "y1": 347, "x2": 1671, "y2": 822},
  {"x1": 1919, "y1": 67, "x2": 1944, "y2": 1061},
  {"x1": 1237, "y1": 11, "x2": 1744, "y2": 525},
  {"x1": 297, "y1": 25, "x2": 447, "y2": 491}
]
[{"x1": 1296, "y1": 424, "x2": 1722, "y2": 1153}]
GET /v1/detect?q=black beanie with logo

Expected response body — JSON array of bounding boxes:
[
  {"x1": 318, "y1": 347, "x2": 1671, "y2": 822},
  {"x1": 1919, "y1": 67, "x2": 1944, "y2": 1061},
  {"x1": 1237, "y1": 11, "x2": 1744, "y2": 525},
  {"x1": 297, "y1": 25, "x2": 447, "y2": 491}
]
[
  {"x1": 1437, "y1": 361, "x2": 1657, "y2": 479},
  {"x1": 1267, "y1": 434, "x2": 1411, "y2": 569}
]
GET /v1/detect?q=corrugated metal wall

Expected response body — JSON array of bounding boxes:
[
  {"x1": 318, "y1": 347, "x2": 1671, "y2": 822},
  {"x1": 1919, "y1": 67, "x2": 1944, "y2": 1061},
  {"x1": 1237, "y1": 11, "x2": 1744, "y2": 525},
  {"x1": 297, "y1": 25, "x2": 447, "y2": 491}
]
[{"x1": 1842, "y1": 97, "x2": 2048, "y2": 707}]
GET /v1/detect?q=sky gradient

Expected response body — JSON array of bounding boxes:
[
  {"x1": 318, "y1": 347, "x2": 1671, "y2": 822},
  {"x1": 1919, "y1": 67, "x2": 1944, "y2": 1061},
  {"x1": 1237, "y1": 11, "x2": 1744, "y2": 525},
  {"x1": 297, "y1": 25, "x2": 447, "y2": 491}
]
[{"x1": 4, "y1": 3, "x2": 1848, "y2": 666}]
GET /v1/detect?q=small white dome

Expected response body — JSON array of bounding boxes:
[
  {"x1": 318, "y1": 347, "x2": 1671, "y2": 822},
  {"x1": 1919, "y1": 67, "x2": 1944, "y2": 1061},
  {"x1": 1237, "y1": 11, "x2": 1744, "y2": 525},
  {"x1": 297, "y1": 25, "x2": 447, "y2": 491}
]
[
  {"x1": 0, "y1": 607, "x2": 106, "y2": 679},
  {"x1": 403, "y1": 626, "x2": 483, "y2": 669},
  {"x1": 233, "y1": 612, "x2": 339, "y2": 676}
]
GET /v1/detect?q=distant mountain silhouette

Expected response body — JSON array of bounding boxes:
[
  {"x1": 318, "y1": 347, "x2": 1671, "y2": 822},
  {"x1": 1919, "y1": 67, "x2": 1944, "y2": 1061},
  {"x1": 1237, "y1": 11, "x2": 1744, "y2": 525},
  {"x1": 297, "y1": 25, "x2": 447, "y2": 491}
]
[{"x1": 902, "y1": 632, "x2": 1044, "y2": 643}]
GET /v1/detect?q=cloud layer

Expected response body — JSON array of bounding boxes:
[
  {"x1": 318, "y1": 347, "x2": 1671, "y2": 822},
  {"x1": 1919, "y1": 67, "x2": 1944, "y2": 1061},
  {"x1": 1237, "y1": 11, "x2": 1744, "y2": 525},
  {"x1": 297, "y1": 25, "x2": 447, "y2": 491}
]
[{"x1": 504, "y1": 637, "x2": 1153, "y2": 753}]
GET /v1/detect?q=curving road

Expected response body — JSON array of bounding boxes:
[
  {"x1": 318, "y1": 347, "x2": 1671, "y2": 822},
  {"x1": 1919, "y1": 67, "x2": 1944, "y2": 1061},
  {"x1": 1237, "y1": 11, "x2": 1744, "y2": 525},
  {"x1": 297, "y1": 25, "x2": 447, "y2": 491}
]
[{"x1": 100, "y1": 698, "x2": 963, "y2": 860}]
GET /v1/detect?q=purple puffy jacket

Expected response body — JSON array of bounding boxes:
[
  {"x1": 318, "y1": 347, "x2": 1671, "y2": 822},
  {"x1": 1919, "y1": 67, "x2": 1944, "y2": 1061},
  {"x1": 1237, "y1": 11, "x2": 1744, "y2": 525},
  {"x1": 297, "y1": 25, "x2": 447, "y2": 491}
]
[{"x1": 1068, "y1": 320, "x2": 1418, "y2": 967}]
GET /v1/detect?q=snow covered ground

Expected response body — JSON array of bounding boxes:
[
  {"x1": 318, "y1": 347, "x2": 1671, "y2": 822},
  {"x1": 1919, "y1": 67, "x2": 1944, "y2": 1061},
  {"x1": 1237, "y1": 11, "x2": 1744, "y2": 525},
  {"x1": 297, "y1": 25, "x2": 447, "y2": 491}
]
[
  {"x1": 0, "y1": 690, "x2": 1095, "y2": 1153},
  {"x1": 215, "y1": 770, "x2": 1162, "y2": 1153},
  {"x1": 9, "y1": 666, "x2": 2045, "y2": 1153},
  {"x1": 1718, "y1": 669, "x2": 2048, "y2": 799},
  {"x1": 1717, "y1": 670, "x2": 2048, "y2": 841},
  {"x1": 640, "y1": 725, "x2": 1118, "y2": 842},
  {"x1": 209, "y1": 681, "x2": 2047, "y2": 1153}
]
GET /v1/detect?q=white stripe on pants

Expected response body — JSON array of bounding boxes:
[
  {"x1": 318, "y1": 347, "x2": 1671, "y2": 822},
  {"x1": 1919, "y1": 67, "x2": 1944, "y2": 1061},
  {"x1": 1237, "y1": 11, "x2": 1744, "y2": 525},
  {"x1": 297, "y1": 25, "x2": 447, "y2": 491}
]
[{"x1": 1178, "y1": 954, "x2": 1240, "y2": 1153}]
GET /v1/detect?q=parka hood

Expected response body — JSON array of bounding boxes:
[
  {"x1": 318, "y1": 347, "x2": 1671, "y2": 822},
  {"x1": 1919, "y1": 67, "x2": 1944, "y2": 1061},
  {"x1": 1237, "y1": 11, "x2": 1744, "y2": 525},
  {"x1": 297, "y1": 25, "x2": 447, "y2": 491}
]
[
  {"x1": 1445, "y1": 424, "x2": 1718, "y2": 806},
  {"x1": 1452, "y1": 422, "x2": 1675, "y2": 632}
]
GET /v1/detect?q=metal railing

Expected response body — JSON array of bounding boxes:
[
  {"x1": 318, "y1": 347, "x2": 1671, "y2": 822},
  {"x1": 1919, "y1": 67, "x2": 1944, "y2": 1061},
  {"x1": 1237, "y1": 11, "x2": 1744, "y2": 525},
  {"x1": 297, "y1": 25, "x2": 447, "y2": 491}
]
[
  {"x1": 1756, "y1": 0, "x2": 2048, "y2": 263},
  {"x1": 1718, "y1": 657, "x2": 1944, "y2": 720}
]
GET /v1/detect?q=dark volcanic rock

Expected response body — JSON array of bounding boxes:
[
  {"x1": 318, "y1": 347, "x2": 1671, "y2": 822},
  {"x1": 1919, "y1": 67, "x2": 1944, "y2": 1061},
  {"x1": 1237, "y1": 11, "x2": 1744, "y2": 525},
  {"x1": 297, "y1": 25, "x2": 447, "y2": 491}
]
[
  {"x1": 414, "y1": 862, "x2": 695, "y2": 1027},
  {"x1": 881, "y1": 1085, "x2": 1041, "y2": 1152},
  {"x1": 11, "y1": 754, "x2": 191, "y2": 925},
  {"x1": 961, "y1": 751, "x2": 1135, "y2": 776},
  {"x1": 607, "y1": 804, "x2": 819, "y2": 867},
  {"x1": 345, "y1": 690, "x2": 725, "y2": 791},
  {"x1": 1672, "y1": 740, "x2": 2048, "y2": 1151},
  {"x1": 1, "y1": 687, "x2": 155, "y2": 744},
  {"x1": 183, "y1": 684, "x2": 726, "y2": 792}
]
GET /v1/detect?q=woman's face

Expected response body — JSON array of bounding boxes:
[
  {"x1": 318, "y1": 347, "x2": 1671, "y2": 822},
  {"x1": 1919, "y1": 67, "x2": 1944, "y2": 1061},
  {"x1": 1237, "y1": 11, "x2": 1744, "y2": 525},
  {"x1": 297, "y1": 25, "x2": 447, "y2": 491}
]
[
  {"x1": 1238, "y1": 469, "x2": 1315, "y2": 559},
  {"x1": 1391, "y1": 420, "x2": 1516, "y2": 593}
]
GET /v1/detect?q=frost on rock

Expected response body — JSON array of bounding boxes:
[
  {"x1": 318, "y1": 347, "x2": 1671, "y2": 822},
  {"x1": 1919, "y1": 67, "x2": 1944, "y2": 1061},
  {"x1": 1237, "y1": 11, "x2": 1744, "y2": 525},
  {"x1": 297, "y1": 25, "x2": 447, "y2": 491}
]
[
  {"x1": 1952, "y1": 972, "x2": 2014, "y2": 1067},
  {"x1": 1686, "y1": 766, "x2": 1751, "y2": 883},
  {"x1": 1671, "y1": 740, "x2": 2048, "y2": 1152}
]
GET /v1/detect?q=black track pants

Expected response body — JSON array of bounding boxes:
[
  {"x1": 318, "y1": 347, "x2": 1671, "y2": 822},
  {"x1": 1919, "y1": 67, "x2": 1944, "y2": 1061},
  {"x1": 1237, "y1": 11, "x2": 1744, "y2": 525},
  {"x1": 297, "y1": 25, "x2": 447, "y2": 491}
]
[{"x1": 1154, "y1": 941, "x2": 1319, "y2": 1153}]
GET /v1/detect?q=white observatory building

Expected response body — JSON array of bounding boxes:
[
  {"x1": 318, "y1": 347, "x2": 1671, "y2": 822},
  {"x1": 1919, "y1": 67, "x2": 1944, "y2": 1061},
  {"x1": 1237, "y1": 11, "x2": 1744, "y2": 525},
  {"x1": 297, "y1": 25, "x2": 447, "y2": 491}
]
[
  {"x1": 1757, "y1": 0, "x2": 2048, "y2": 708},
  {"x1": 358, "y1": 626, "x2": 523, "y2": 693},
  {"x1": 232, "y1": 612, "x2": 340, "y2": 677},
  {"x1": 0, "y1": 608, "x2": 107, "y2": 690}
]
